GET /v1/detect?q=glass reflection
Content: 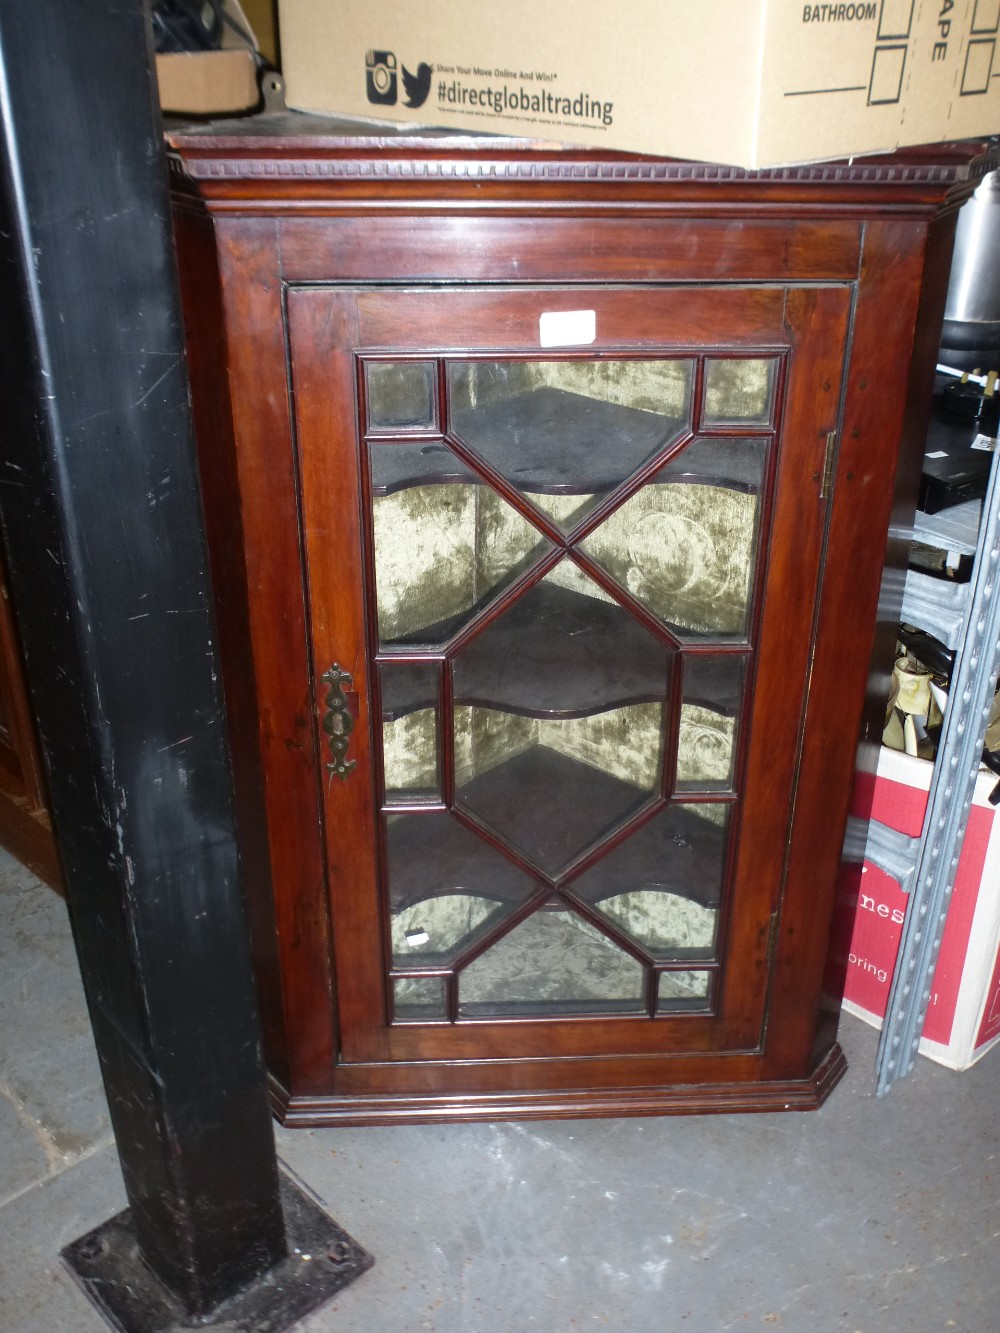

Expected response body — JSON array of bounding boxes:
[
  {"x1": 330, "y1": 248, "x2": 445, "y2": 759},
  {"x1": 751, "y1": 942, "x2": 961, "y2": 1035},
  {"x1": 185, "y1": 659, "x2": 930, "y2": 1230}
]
[
  {"x1": 580, "y1": 438, "x2": 766, "y2": 641},
  {"x1": 703, "y1": 358, "x2": 776, "y2": 425},
  {"x1": 385, "y1": 812, "x2": 538, "y2": 968},
  {"x1": 448, "y1": 359, "x2": 693, "y2": 533},
  {"x1": 393, "y1": 975, "x2": 446, "y2": 1021},
  {"x1": 568, "y1": 804, "x2": 728, "y2": 959},
  {"x1": 380, "y1": 662, "x2": 439, "y2": 802},
  {"x1": 656, "y1": 970, "x2": 712, "y2": 1011},
  {"x1": 370, "y1": 443, "x2": 551, "y2": 646},
  {"x1": 677, "y1": 654, "x2": 746, "y2": 792},
  {"x1": 458, "y1": 907, "x2": 646, "y2": 1016},
  {"x1": 367, "y1": 361, "x2": 436, "y2": 430}
]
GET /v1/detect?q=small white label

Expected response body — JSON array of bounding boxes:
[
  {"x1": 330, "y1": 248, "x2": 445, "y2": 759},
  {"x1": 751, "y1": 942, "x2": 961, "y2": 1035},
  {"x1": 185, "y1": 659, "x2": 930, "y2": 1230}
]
[
  {"x1": 405, "y1": 930, "x2": 430, "y2": 947},
  {"x1": 539, "y1": 309, "x2": 596, "y2": 348},
  {"x1": 971, "y1": 433, "x2": 997, "y2": 452},
  {"x1": 945, "y1": 549, "x2": 962, "y2": 571},
  {"x1": 925, "y1": 450, "x2": 949, "y2": 459}
]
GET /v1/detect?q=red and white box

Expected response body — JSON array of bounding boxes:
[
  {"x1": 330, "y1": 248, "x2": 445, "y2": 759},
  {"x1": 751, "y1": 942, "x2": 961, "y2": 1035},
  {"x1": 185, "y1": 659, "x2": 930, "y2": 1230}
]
[{"x1": 839, "y1": 747, "x2": 1000, "y2": 1070}]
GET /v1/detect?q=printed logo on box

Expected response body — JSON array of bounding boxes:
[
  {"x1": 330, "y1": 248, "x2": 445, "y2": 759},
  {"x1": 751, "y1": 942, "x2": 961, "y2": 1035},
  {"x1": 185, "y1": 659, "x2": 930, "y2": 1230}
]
[
  {"x1": 365, "y1": 49, "x2": 432, "y2": 109},
  {"x1": 363, "y1": 48, "x2": 616, "y2": 134}
]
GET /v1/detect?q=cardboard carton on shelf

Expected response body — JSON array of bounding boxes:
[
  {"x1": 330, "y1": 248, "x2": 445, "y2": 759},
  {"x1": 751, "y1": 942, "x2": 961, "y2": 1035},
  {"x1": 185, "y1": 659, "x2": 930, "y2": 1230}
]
[
  {"x1": 839, "y1": 746, "x2": 1000, "y2": 1071},
  {"x1": 155, "y1": 0, "x2": 260, "y2": 117},
  {"x1": 278, "y1": 0, "x2": 1000, "y2": 168}
]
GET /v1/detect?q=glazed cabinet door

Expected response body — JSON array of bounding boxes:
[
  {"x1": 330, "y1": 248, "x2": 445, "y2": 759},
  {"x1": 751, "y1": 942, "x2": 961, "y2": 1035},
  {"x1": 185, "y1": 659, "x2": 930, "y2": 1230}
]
[{"x1": 287, "y1": 284, "x2": 849, "y2": 1089}]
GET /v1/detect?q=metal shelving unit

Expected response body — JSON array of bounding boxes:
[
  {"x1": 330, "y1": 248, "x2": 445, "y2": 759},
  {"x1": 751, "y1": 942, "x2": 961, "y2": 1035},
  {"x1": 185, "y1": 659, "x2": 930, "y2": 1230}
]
[{"x1": 863, "y1": 452, "x2": 1000, "y2": 1094}]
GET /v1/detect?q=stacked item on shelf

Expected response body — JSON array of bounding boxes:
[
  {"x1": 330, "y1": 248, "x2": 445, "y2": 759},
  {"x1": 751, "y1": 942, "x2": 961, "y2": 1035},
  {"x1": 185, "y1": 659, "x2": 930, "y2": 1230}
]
[
  {"x1": 843, "y1": 368, "x2": 1000, "y2": 1080},
  {"x1": 884, "y1": 371, "x2": 1000, "y2": 794}
]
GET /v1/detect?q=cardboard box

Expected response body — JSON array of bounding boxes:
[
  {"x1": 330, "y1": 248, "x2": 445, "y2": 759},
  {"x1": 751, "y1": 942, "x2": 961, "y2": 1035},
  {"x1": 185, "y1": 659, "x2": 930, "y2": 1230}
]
[
  {"x1": 155, "y1": 0, "x2": 259, "y2": 116},
  {"x1": 278, "y1": 0, "x2": 1000, "y2": 168},
  {"x1": 840, "y1": 747, "x2": 1000, "y2": 1071}
]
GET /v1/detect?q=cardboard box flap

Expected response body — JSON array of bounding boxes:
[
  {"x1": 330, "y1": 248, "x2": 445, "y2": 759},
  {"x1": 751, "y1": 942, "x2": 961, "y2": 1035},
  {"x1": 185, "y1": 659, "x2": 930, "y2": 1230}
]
[{"x1": 155, "y1": 0, "x2": 260, "y2": 116}]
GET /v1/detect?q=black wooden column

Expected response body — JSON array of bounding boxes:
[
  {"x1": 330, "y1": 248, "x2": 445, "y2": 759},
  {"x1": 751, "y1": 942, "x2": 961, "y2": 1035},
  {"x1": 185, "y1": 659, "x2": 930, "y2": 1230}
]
[{"x1": 0, "y1": 1, "x2": 369, "y2": 1327}]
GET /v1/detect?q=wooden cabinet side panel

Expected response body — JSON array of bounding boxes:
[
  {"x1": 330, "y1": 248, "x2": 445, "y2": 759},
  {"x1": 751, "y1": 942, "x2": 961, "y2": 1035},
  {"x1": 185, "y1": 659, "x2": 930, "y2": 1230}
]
[
  {"x1": 763, "y1": 218, "x2": 935, "y2": 1080},
  {"x1": 719, "y1": 285, "x2": 850, "y2": 1047},
  {"x1": 820, "y1": 211, "x2": 960, "y2": 1063},
  {"x1": 213, "y1": 219, "x2": 336, "y2": 1090},
  {"x1": 172, "y1": 204, "x2": 292, "y2": 1082}
]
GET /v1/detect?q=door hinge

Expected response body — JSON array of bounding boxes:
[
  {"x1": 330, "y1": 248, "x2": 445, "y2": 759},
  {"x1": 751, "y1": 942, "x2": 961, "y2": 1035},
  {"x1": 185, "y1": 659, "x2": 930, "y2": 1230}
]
[{"x1": 819, "y1": 430, "x2": 837, "y2": 501}]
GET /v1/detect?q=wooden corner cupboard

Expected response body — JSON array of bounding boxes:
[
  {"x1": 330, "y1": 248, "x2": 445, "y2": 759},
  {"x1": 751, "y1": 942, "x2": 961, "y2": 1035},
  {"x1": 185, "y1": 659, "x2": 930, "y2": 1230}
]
[{"x1": 166, "y1": 115, "x2": 994, "y2": 1125}]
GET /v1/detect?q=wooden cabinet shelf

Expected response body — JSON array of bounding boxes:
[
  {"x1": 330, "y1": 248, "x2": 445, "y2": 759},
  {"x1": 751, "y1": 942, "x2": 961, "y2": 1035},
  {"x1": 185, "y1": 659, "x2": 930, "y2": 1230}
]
[
  {"x1": 382, "y1": 581, "x2": 672, "y2": 719},
  {"x1": 386, "y1": 781, "x2": 726, "y2": 915},
  {"x1": 372, "y1": 387, "x2": 760, "y2": 497},
  {"x1": 380, "y1": 580, "x2": 747, "y2": 721},
  {"x1": 169, "y1": 116, "x2": 992, "y2": 1124}
]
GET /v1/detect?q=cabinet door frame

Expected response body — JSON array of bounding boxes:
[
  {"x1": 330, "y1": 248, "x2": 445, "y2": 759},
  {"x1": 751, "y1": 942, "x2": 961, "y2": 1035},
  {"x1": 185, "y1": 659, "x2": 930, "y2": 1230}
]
[{"x1": 288, "y1": 281, "x2": 850, "y2": 1088}]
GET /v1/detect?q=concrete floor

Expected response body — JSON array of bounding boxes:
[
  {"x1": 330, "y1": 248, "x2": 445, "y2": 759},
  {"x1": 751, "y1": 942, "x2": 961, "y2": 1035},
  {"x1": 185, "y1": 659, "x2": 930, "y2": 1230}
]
[{"x1": 1, "y1": 847, "x2": 997, "y2": 1333}]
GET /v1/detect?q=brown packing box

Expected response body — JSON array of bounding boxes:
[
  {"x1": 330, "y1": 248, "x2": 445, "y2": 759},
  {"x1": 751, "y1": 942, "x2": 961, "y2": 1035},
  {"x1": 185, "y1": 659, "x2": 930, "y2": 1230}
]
[
  {"x1": 278, "y1": 0, "x2": 1000, "y2": 168},
  {"x1": 155, "y1": 0, "x2": 259, "y2": 116}
]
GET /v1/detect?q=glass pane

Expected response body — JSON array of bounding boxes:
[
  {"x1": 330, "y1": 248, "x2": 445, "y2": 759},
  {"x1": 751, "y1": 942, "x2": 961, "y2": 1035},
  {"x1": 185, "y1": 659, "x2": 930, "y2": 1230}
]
[
  {"x1": 592, "y1": 892, "x2": 716, "y2": 960},
  {"x1": 393, "y1": 897, "x2": 498, "y2": 962},
  {"x1": 452, "y1": 566, "x2": 672, "y2": 716},
  {"x1": 453, "y1": 567, "x2": 669, "y2": 876},
  {"x1": 385, "y1": 812, "x2": 539, "y2": 969},
  {"x1": 367, "y1": 360, "x2": 436, "y2": 430},
  {"x1": 458, "y1": 906, "x2": 646, "y2": 1017},
  {"x1": 380, "y1": 662, "x2": 439, "y2": 802},
  {"x1": 703, "y1": 358, "x2": 776, "y2": 426},
  {"x1": 448, "y1": 359, "x2": 693, "y2": 533},
  {"x1": 393, "y1": 975, "x2": 446, "y2": 1021},
  {"x1": 568, "y1": 804, "x2": 727, "y2": 959},
  {"x1": 370, "y1": 445, "x2": 552, "y2": 647},
  {"x1": 677, "y1": 654, "x2": 747, "y2": 792},
  {"x1": 657, "y1": 970, "x2": 712, "y2": 1012},
  {"x1": 580, "y1": 438, "x2": 766, "y2": 641}
]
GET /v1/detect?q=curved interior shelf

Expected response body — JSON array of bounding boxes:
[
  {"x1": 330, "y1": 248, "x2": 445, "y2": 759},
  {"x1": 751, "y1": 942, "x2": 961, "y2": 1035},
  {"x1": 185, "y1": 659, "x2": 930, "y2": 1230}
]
[
  {"x1": 380, "y1": 584, "x2": 744, "y2": 721},
  {"x1": 455, "y1": 582, "x2": 668, "y2": 718},
  {"x1": 372, "y1": 391, "x2": 763, "y2": 498},
  {"x1": 386, "y1": 810, "x2": 539, "y2": 913},
  {"x1": 371, "y1": 441, "x2": 478, "y2": 495},
  {"x1": 372, "y1": 387, "x2": 687, "y2": 496},
  {"x1": 381, "y1": 582, "x2": 666, "y2": 719},
  {"x1": 386, "y1": 749, "x2": 726, "y2": 914},
  {"x1": 657, "y1": 436, "x2": 762, "y2": 493},
  {"x1": 456, "y1": 746, "x2": 656, "y2": 877},
  {"x1": 567, "y1": 804, "x2": 728, "y2": 912}
]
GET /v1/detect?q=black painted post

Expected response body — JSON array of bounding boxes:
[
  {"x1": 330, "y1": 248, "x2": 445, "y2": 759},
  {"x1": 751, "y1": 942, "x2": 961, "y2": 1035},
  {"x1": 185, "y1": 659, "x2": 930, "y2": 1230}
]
[{"x1": 0, "y1": 1, "x2": 369, "y2": 1328}]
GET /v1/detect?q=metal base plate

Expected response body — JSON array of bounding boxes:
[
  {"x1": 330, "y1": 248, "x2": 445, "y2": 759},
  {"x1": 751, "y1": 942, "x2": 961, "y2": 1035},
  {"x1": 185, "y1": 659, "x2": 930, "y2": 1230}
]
[{"x1": 61, "y1": 1168, "x2": 373, "y2": 1332}]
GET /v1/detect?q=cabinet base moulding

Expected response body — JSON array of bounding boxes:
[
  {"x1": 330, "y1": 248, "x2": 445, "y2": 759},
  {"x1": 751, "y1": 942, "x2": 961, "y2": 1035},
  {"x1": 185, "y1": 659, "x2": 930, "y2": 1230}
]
[{"x1": 267, "y1": 1044, "x2": 847, "y2": 1127}]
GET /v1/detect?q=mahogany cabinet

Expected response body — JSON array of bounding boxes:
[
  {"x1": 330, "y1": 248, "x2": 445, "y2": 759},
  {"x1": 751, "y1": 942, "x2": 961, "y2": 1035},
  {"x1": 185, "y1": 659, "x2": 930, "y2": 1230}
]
[{"x1": 167, "y1": 116, "x2": 992, "y2": 1124}]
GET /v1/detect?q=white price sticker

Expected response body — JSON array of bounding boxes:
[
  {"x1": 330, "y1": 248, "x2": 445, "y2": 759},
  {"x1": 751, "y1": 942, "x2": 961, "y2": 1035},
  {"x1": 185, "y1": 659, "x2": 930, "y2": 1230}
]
[
  {"x1": 539, "y1": 309, "x2": 596, "y2": 348},
  {"x1": 925, "y1": 451, "x2": 949, "y2": 459}
]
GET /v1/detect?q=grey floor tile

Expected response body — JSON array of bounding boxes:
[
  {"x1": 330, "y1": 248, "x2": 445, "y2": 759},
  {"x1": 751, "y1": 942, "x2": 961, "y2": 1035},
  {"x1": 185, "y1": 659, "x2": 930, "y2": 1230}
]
[
  {"x1": 0, "y1": 1091, "x2": 49, "y2": 1205},
  {"x1": 0, "y1": 1144, "x2": 125, "y2": 1333},
  {"x1": 0, "y1": 850, "x2": 110, "y2": 1159},
  {"x1": 274, "y1": 1018, "x2": 1000, "y2": 1333}
]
